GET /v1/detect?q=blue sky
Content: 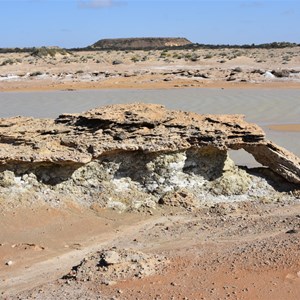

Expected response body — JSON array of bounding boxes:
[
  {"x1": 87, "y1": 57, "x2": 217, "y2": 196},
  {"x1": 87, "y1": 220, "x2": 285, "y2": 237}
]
[{"x1": 1, "y1": 0, "x2": 299, "y2": 48}]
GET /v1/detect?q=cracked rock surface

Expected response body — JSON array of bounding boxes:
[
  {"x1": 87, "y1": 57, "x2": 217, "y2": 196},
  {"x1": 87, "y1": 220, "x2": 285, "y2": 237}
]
[{"x1": 0, "y1": 103, "x2": 299, "y2": 211}]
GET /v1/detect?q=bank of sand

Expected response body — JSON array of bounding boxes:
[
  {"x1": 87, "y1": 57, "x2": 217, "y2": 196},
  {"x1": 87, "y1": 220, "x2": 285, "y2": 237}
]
[
  {"x1": 1, "y1": 76, "x2": 300, "y2": 93},
  {"x1": 268, "y1": 124, "x2": 300, "y2": 132},
  {"x1": 1, "y1": 48, "x2": 300, "y2": 299}
]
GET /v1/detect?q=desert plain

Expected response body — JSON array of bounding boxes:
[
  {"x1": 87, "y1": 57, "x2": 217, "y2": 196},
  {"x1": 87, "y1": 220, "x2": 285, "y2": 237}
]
[
  {"x1": 1, "y1": 46, "x2": 300, "y2": 91},
  {"x1": 1, "y1": 45, "x2": 300, "y2": 300}
]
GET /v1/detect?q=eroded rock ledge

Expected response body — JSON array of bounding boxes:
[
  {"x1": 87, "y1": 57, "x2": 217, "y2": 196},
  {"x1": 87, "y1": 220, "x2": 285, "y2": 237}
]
[{"x1": 0, "y1": 103, "x2": 299, "y2": 211}]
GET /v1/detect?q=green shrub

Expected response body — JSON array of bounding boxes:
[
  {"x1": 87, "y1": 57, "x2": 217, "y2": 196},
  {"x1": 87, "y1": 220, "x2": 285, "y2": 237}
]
[
  {"x1": 30, "y1": 71, "x2": 43, "y2": 76},
  {"x1": 204, "y1": 54, "x2": 213, "y2": 59},
  {"x1": 131, "y1": 56, "x2": 139, "y2": 62},
  {"x1": 31, "y1": 47, "x2": 69, "y2": 58},
  {"x1": 282, "y1": 55, "x2": 291, "y2": 61},
  {"x1": 190, "y1": 54, "x2": 199, "y2": 61},
  {"x1": 0, "y1": 58, "x2": 15, "y2": 66}
]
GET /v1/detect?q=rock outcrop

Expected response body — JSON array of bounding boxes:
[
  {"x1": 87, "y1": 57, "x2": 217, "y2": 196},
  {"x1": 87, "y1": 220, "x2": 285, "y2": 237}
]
[
  {"x1": 63, "y1": 248, "x2": 167, "y2": 284},
  {"x1": 0, "y1": 103, "x2": 299, "y2": 211},
  {"x1": 92, "y1": 37, "x2": 192, "y2": 50}
]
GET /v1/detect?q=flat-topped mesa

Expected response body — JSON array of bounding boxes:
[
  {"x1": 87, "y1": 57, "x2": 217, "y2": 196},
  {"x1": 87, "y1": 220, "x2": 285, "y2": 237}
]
[
  {"x1": 0, "y1": 103, "x2": 299, "y2": 186},
  {"x1": 91, "y1": 37, "x2": 192, "y2": 50}
]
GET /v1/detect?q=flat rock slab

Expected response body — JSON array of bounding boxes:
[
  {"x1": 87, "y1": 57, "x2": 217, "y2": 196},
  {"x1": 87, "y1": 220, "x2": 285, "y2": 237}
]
[{"x1": 0, "y1": 103, "x2": 299, "y2": 184}]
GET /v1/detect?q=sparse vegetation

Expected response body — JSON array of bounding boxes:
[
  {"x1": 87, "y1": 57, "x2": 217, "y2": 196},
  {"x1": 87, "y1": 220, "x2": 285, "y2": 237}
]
[
  {"x1": 30, "y1": 71, "x2": 43, "y2": 76},
  {"x1": 0, "y1": 57, "x2": 22, "y2": 66},
  {"x1": 204, "y1": 53, "x2": 213, "y2": 59},
  {"x1": 131, "y1": 56, "x2": 139, "y2": 62},
  {"x1": 160, "y1": 50, "x2": 170, "y2": 58},
  {"x1": 1, "y1": 43, "x2": 300, "y2": 91},
  {"x1": 0, "y1": 41, "x2": 298, "y2": 57},
  {"x1": 31, "y1": 47, "x2": 69, "y2": 58},
  {"x1": 282, "y1": 55, "x2": 291, "y2": 62},
  {"x1": 190, "y1": 54, "x2": 199, "y2": 61}
]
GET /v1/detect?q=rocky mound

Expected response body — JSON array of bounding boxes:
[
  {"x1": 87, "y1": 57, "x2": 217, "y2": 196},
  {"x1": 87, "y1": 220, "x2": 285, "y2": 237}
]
[
  {"x1": 0, "y1": 103, "x2": 299, "y2": 211},
  {"x1": 92, "y1": 37, "x2": 192, "y2": 50},
  {"x1": 63, "y1": 248, "x2": 167, "y2": 285}
]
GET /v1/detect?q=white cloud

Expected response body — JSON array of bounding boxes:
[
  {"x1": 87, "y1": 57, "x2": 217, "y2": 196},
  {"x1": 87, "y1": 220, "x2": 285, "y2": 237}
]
[{"x1": 78, "y1": 0, "x2": 125, "y2": 9}]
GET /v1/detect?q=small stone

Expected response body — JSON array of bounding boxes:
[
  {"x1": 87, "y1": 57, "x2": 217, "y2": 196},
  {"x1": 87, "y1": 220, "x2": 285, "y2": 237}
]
[
  {"x1": 0, "y1": 171, "x2": 15, "y2": 187},
  {"x1": 103, "y1": 280, "x2": 117, "y2": 286},
  {"x1": 112, "y1": 60, "x2": 123, "y2": 65},
  {"x1": 6, "y1": 260, "x2": 13, "y2": 266},
  {"x1": 233, "y1": 67, "x2": 242, "y2": 73},
  {"x1": 101, "y1": 250, "x2": 121, "y2": 265},
  {"x1": 286, "y1": 229, "x2": 298, "y2": 234}
]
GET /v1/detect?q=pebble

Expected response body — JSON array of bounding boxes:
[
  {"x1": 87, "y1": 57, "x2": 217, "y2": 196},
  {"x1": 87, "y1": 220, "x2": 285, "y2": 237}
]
[
  {"x1": 5, "y1": 260, "x2": 13, "y2": 266},
  {"x1": 286, "y1": 229, "x2": 298, "y2": 234},
  {"x1": 102, "y1": 250, "x2": 121, "y2": 265}
]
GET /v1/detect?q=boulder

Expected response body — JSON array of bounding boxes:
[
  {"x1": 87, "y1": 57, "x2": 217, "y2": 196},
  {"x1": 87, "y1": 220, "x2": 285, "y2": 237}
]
[{"x1": 271, "y1": 69, "x2": 290, "y2": 78}]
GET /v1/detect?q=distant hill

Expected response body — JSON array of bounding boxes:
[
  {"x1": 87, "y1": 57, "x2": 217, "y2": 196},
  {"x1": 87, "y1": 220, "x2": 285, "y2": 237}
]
[{"x1": 91, "y1": 37, "x2": 192, "y2": 50}]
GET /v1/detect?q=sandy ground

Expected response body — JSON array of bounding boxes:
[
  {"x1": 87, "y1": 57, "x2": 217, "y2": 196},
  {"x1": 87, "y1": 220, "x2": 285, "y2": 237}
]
[
  {"x1": 1, "y1": 47, "x2": 300, "y2": 92},
  {"x1": 268, "y1": 124, "x2": 300, "y2": 132},
  {"x1": 2, "y1": 199, "x2": 300, "y2": 300},
  {"x1": 1, "y1": 47, "x2": 300, "y2": 299}
]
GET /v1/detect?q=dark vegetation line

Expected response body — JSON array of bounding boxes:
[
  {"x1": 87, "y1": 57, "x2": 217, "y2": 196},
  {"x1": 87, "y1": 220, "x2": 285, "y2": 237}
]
[{"x1": 0, "y1": 42, "x2": 299, "y2": 54}]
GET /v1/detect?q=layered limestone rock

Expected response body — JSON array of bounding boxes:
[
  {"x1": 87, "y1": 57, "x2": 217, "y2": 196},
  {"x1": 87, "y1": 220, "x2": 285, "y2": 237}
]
[{"x1": 0, "y1": 103, "x2": 299, "y2": 211}]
